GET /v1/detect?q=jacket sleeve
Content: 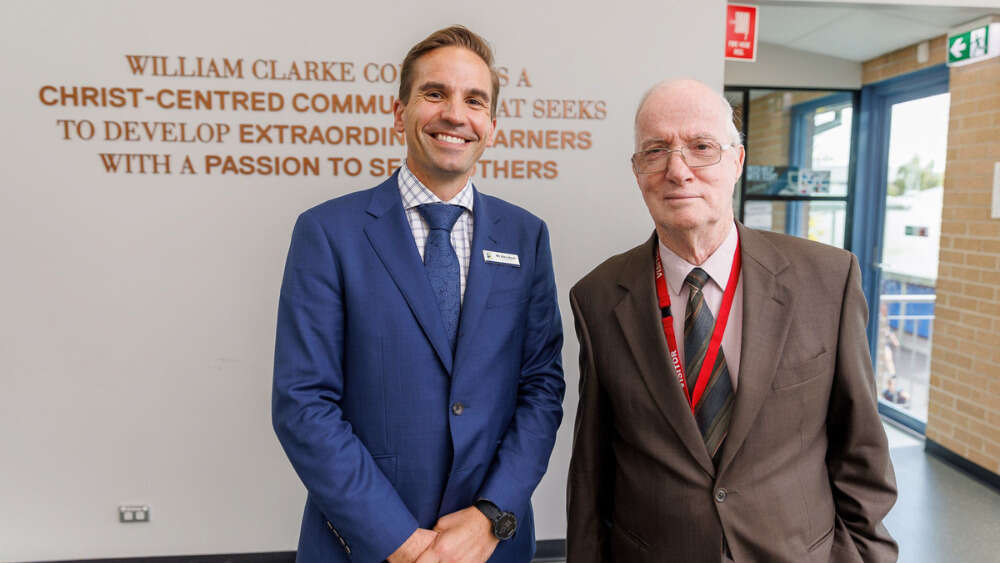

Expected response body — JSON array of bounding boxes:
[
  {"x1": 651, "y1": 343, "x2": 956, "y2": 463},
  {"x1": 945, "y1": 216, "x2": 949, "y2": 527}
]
[
  {"x1": 566, "y1": 286, "x2": 613, "y2": 563},
  {"x1": 271, "y1": 211, "x2": 418, "y2": 562},
  {"x1": 477, "y1": 220, "x2": 566, "y2": 518},
  {"x1": 826, "y1": 254, "x2": 899, "y2": 562}
]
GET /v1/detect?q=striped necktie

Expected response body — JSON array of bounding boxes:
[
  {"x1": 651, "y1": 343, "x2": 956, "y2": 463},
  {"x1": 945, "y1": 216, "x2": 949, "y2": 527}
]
[{"x1": 684, "y1": 267, "x2": 735, "y2": 462}]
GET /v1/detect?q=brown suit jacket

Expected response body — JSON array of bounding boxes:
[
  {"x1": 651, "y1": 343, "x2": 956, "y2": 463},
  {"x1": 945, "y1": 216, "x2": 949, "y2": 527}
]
[{"x1": 567, "y1": 224, "x2": 897, "y2": 563}]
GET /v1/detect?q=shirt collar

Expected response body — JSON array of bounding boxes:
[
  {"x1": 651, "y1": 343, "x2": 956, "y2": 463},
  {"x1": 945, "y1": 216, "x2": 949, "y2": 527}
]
[
  {"x1": 658, "y1": 223, "x2": 739, "y2": 295},
  {"x1": 397, "y1": 162, "x2": 475, "y2": 212}
]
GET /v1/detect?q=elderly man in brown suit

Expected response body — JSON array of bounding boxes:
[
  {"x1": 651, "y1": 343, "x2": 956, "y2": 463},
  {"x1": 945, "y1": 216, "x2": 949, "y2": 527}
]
[{"x1": 566, "y1": 79, "x2": 898, "y2": 562}]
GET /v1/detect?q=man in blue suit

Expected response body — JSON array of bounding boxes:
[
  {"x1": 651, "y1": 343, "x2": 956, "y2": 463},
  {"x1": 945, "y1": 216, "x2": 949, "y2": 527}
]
[{"x1": 272, "y1": 26, "x2": 564, "y2": 563}]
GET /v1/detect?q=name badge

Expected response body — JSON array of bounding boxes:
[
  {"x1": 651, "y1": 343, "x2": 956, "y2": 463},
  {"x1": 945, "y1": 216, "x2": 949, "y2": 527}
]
[{"x1": 483, "y1": 250, "x2": 520, "y2": 267}]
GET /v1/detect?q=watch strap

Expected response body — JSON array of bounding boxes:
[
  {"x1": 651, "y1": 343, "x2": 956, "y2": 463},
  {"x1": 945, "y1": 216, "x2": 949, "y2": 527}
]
[
  {"x1": 474, "y1": 499, "x2": 516, "y2": 540},
  {"x1": 475, "y1": 499, "x2": 502, "y2": 521}
]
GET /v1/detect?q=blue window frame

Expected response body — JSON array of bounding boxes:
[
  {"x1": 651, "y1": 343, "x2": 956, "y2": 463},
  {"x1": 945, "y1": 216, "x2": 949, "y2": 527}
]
[{"x1": 787, "y1": 92, "x2": 855, "y2": 237}]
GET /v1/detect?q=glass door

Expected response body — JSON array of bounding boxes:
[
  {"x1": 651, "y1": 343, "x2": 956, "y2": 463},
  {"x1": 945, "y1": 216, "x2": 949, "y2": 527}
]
[
  {"x1": 854, "y1": 64, "x2": 950, "y2": 433},
  {"x1": 874, "y1": 92, "x2": 949, "y2": 428}
]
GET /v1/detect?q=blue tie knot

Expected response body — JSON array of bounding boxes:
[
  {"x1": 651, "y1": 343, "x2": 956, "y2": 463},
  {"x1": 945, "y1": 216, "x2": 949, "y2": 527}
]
[{"x1": 418, "y1": 203, "x2": 463, "y2": 232}]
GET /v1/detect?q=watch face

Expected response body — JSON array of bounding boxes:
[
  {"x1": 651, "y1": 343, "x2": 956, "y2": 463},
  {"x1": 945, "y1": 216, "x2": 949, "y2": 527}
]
[{"x1": 495, "y1": 513, "x2": 517, "y2": 540}]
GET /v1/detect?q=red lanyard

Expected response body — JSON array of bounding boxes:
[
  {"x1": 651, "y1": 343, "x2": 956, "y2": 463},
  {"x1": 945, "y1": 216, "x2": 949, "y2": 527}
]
[{"x1": 654, "y1": 238, "x2": 741, "y2": 413}]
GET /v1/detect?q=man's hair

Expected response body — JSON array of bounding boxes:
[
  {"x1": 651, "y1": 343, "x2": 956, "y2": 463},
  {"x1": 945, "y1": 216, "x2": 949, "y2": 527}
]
[
  {"x1": 399, "y1": 25, "x2": 501, "y2": 119},
  {"x1": 634, "y1": 80, "x2": 743, "y2": 147}
]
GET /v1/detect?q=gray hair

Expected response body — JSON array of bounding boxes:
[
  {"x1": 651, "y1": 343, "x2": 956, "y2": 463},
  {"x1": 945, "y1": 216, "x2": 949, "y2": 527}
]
[{"x1": 634, "y1": 79, "x2": 742, "y2": 147}]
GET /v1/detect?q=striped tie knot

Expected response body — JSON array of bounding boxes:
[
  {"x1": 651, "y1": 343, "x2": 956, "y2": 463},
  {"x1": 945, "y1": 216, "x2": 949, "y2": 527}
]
[{"x1": 684, "y1": 267, "x2": 711, "y2": 292}]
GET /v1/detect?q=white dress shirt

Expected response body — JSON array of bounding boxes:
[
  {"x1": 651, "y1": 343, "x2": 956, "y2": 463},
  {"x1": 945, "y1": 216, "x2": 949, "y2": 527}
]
[
  {"x1": 397, "y1": 163, "x2": 474, "y2": 302},
  {"x1": 658, "y1": 223, "x2": 743, "y2": 389}
]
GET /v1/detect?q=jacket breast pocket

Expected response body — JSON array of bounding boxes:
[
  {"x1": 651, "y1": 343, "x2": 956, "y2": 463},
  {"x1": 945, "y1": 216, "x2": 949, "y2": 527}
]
[{"x1": 772, "y1": 349, "x2": 832, "y2": 389}]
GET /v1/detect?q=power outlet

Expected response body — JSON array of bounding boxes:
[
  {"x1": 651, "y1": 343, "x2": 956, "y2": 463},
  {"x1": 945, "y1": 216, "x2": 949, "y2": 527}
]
[{"x1": 119, "y1": 505, "x2": 150, "y2": 523}]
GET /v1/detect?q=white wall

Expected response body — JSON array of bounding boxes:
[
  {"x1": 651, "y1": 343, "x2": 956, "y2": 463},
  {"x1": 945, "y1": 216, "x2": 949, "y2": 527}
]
[
  {"x1": 0, "y1": 0, "x2": 726, "y2": 559},
  {"x1": 725, "y1": 41, "x2": 862, "y2": 89}
]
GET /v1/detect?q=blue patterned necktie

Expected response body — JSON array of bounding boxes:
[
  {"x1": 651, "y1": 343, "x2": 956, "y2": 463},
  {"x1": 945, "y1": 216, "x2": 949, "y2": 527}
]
[
  {"x1": 417, "y1": 203, "x2": 464, "y2": 351},
  {"x1": 684, "y1": 267, "x2": 735, "y2": 462}
]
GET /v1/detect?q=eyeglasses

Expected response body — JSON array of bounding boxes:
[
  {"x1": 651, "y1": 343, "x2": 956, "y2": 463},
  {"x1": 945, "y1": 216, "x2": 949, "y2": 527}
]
[{"x1": 631, "y1": 140, "x2": 736, "y2": 174}]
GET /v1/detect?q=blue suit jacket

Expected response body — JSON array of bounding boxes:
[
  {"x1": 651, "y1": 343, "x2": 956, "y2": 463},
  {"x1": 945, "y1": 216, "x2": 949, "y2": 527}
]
[{"x1": 272, "y1": 172, "x2": 565, "y2": 562}]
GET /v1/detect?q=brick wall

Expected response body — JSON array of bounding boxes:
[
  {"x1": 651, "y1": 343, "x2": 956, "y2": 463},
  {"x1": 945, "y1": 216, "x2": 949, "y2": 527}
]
[
  {"x1": 926, "y1": 58, "x2": 1000, "y2": 474},
  {"x1": 747, "y1": 92, "x2": 792, "y2": 168},
  {"x1": 746, "y1": 91, "x2": 828, "y2": 165},
  {"x1": 864, "y1": 38, "x2": 1000, "y2": 475},
  {"x1": 862, "y1": 36, "x2": 947, "y2": 84}
]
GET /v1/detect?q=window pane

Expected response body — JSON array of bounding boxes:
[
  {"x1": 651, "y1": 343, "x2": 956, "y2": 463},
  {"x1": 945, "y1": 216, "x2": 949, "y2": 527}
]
[
  {"x1": 743, "y1": 200, "x2": 846, "y2": 248},
  {"x1": 745, "y1": 89, "x2": 850, "y2": 197},
  {"x1": 876, "y1": 92, "x2": 950, "y2": 424},
  {"x1": 809, "y1": 103, "x2": 851, "y2": 197}
]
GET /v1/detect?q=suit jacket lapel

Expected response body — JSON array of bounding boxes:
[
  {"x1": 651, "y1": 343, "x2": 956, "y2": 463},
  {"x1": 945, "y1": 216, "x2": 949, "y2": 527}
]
[
  {"x1": 454, "y1": 188, "x2": 499, "y2": 370},
  {"x1": 716, "y1": 223, "x2": 794, "y2": 474},
  {"x1": 614, "y1": 234, "x2": 715, "y2": 476},
  {"x1": 364, "y1": 172, "x2": 454, "y2": 374}
]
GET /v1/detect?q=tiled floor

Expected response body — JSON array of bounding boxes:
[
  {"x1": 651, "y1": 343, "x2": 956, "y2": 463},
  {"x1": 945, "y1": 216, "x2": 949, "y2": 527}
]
[
  {"x1": 883, "y1": 422, "x2": 1000, "y2": 563},
  {"x1": 538, "y1": 421, "x2": 1000, "y2": 562}
]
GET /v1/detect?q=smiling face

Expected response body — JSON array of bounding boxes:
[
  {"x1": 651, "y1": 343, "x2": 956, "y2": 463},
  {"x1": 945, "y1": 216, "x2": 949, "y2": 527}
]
[
  {"x1": 393, "y1": 46, "x2": 496, "y2": 193},
  {"x1": 634, "y1": 80, "x2": 744, "y2": 241}
]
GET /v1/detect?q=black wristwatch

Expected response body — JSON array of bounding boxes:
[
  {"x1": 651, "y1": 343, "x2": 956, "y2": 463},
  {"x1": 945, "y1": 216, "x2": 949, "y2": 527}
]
[{"x1": 474, "y1": 499, "x2": 517, "y2": 540}]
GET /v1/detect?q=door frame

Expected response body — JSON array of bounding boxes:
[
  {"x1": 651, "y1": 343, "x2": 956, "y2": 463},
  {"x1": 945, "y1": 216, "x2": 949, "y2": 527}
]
[{"x1": 852, "y1": 64, "x2": 949, "y2": 433}]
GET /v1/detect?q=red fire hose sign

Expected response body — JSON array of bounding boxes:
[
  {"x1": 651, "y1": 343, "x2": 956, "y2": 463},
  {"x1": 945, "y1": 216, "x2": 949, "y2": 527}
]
[{"x1": 726, "y1": 4, "x2": 758, "y2": 61}]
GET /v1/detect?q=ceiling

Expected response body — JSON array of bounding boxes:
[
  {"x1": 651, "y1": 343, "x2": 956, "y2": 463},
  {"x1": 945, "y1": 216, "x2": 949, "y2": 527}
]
[{"x1": 752, "y1": 1, "x2": 998, "y2": 61}]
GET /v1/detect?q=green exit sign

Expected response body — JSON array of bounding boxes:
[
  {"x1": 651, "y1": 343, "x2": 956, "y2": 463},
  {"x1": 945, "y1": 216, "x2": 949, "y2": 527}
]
[{"x1": 949, "y1": 23, "x2": 1000, "y2": 67}]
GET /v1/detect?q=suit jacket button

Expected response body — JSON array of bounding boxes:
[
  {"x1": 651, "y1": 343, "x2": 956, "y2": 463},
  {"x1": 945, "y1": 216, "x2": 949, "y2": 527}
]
[
  {"x1": 451, "y1": 402, "x2": 465, "y2": 415},
  {"x1": 715, "y1": 488, "x2": 728, "y2": 503}
]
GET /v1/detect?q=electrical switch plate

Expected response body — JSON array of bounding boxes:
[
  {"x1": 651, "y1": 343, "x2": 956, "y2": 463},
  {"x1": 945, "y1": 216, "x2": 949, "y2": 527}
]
[
  {"x1": 917, "y1": 41, "x2": 930, "y2": 64},
  {"x1": 119, "y1": 505, "x2": 150, "y2": 523},
  {"x1": 992, "y1": 162, "x2": 1000, "y2": 219}
]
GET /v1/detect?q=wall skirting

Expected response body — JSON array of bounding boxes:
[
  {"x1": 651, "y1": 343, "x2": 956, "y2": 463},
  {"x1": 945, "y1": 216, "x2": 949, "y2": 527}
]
[
  {"x1": 926, "y1": 438, "x2": 1000, "y2": 493},
  {"x1": 38, "y1": 541, "x2": 570, "y2": 563},
  {"x1": 42, "y1": 553, "x2": 295, "y2": 563}
]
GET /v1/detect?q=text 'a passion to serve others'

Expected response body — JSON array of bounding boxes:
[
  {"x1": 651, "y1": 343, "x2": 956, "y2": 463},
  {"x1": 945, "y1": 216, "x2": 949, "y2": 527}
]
[{"x1": 97, "y1": 154, "x2": 561, "y2": 179}]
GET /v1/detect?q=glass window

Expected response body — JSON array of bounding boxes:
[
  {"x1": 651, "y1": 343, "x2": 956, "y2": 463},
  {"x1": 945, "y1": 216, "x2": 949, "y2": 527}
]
[
  {"x1": 743, "y1": 200, "x2": 847, "y2": 248},
  {"x1": 875, "y1": 92, "x2": 950, "y2": 425},
  {"x1": 801, "y1": 101, "x2": 852, "y2": 197},
  {"x1": 726, "y1": 87, "x2": 856, "y2": 250}
]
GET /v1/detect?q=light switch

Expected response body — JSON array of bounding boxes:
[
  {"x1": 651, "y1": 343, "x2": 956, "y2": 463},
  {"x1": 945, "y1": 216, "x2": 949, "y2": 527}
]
[{"x1": 993, "y1": 162, "x2": 1000, "y2": 219}]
